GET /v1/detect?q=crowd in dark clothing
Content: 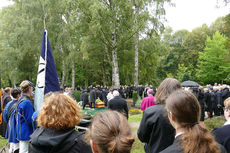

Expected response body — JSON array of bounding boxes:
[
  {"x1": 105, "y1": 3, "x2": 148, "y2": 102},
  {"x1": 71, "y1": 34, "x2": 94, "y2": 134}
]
[
  {"x1": 189, "y1": 84, "x2": 230, "y2": 121},
  {"x1": 77, "y1": 85, "x2": 154, "y2": 109}
]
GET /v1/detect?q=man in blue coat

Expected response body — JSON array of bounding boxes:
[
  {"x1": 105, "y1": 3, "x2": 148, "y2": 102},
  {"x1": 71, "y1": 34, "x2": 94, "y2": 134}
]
[
  {"x1": 16, "y1": 80, "x2": 34, "y2": 153},
  {"x1": 4, "y1": 88, "x2": 21, "y2": 153}
]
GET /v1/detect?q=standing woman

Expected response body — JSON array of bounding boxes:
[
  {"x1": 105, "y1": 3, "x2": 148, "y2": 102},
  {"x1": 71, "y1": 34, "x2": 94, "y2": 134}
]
[
  {"x1": 137, "y1": 78, "x2": 182, "y2": 153},
  {"x1": 160, "y1": 90, "x2": 226, "y2": 153},
  {"x1": 29, "y1": 93, "x2": 92, "y2": 153}
]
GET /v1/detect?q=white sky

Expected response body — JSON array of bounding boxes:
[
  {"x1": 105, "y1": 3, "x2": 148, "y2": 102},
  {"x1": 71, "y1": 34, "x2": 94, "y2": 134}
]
[
  {"x1": 0, "y1": 0, "x2": 13, "y2": 9},
  {"x1": 165, "y1": 0, "x2": 230, "y2": 32},
  {"x1": 0, "y1": 0, "x2": 230, "y2": 32}
]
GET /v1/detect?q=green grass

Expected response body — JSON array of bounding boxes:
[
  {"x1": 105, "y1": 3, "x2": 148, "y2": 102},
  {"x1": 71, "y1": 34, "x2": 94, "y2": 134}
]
[
  {"x1": 0, "y1": 136, "x2": 8, "y2": 149},
  {"x1": 128, "y1": 113, "x2": 143, "y2": 123},
  {"x1": 204, "y1": 116, "x2": 225, "y2": 131},
  {"x1": 129, "y1": 113, "x2": 145, "y2": 153},
  {"x1": 131, "y1": 138, "x2": 145, "y2": 153}
]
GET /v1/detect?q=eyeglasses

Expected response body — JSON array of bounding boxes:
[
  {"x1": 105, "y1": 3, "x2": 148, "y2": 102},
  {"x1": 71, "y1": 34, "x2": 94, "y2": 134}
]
[{"x1": 224, "y1": 107, "x2": 230, "y2": 111}]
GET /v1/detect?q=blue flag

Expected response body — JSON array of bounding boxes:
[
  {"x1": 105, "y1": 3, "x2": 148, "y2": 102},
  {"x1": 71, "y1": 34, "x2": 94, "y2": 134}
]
[{"x1": 34, "y1": 29, "x2": 60, "y2": 111}]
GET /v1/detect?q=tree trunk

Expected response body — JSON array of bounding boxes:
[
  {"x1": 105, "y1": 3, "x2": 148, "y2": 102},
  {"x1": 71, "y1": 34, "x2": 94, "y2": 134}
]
[
  {"x1": 111, "y1": 30, "x2": 120, "y2": 87},
  {"x1": 134, "y1": 0, "x2": 139, "y2": 86},
  {"x1": 72, "y1": 62, "x2": 75, "y2": 89}
]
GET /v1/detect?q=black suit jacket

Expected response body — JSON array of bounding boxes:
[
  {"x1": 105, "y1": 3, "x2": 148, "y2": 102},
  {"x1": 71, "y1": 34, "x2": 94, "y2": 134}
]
[
  {"x1": 108, "y1": 96, "x2": 128, "y2": 119},
  {"x1": 213, "y1": 124, "x2": 230, "y2": 153},
  {"x1": 137, "y1": 105, "x2": 175, "y2": 153}
]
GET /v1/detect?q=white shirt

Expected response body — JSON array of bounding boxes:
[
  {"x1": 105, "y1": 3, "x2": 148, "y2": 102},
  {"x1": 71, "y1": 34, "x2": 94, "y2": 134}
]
[
  {"x1": 175, "y1": 132, "x2": 184, "y2": 138},
  {"x1": 224, "y1": 120, "x2": 230, "y2": 126}
]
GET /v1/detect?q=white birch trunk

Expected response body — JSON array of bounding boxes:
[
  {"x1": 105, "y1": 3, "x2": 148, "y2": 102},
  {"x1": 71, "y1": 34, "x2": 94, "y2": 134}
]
[
  {"x1": 112, "y1": 31, "x2": 120, "y2": 87},
  {"x1": 72, "y1": 61, "x2": 75, "y2": 89},
  {"x1": 134, "y1": 0, "x2": 139, "y2": 86}
]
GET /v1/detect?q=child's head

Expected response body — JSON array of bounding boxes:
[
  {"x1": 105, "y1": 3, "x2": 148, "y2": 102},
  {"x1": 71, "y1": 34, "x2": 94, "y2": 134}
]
[{"x1": 87, "y1": 110, "x2": 134, "y2": 153}]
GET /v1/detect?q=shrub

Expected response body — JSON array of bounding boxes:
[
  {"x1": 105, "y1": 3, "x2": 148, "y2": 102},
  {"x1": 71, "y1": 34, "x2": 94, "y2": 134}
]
[
  {"x1": 133, "y1": 91, "x2": 138, "y2": 106},
  {"x1": 74, "y1": 90, "x2": 82, "y2": 102},
  {"x1": 204, "y1": 116, "x2": 225, "y2": 131}
]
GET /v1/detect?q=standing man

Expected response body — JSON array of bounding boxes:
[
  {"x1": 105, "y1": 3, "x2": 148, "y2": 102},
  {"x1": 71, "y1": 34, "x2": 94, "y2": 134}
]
[
  {"x1": 140, "y1": 89, "x2": 156, "y2": 111},
  {"x1": 4, "y1": 88, "x2": 21, "y2": 153},
  {"x1": 16, "y1": 80, "x2": 34, "y2": 153},
  {"x1": 90, "y1": 88, "x2": 96, "y2": 109},
  {"x1": 80, "y1": 90, "x2": 89, "y2": 110},
  {"x1": 108, "y1": 90, "x2": 129, "y2": 119}
]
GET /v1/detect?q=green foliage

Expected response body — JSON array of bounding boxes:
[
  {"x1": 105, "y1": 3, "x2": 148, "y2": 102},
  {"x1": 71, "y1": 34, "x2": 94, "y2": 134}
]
[
  {"x1": 74, "y1": 90, "x2": 82, "y2": 102},
  {"x1": 197, "y1": 31, "x2": 230, "y2": 84},
  {"x1": 204, "y1": 116, "x2": 225, "y2": 131},
  {"x1": 0, "y1": 1, "x2": 229, "y2": 87},
  {"x1": 132, "y1": 91, "x2": 138, "y2": 106},
  {"x1": 176, "y1": 64, "x2": 192, "y2": 82}
]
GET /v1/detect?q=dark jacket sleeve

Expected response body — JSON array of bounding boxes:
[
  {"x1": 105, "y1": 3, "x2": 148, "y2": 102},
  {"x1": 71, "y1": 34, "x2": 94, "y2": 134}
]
[
  {"x1": 124, "y1": 102, "x2": 129, "y2": 119},
  {"x1": 137, "y1": 108, "x2": 157, "y2": 143}
]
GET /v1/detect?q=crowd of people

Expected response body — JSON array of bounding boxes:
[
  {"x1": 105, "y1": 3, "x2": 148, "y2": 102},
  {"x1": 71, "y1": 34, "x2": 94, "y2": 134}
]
[{"x1": 0, "y1": 78, "x2": 229, "y2": 153}]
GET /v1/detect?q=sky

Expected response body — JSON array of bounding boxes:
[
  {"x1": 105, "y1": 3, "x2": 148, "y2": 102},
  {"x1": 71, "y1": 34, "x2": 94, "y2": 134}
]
[
  {"x1": 164, "y1": 0, "x2": 230, "y2": 32},
  {"x1": 0, "y1": 0, "x2": 230, "y2": 32}
]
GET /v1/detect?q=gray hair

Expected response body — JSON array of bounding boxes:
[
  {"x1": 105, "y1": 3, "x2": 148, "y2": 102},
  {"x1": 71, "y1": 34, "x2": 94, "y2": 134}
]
[{"x1": 113, "y1": 90, "x2": 120, "y2": 97}]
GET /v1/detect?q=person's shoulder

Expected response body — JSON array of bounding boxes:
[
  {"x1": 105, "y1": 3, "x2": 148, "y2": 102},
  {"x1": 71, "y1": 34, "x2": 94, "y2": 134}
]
[
  {"x1": 160, "y1": 145, "x2": 181, "y2": 153},
  {"x1": 160, "y1": 139, "x2": 182, "y2": 153},
  {"x1": 145, "y1": 104, "x2": 163, "y2": 112},
  {"x1": 213, "y1": 125, "x2": 230, "y2": 135},
  {"x1": 142, "y1": 104, "x2": 162, "y2": 117},
  {"x1": 71, "y1": 131, "x2": 92, "y2": 153},
  {"x1": 5, "y1": 100, "x2": 14, "y2": 109}
]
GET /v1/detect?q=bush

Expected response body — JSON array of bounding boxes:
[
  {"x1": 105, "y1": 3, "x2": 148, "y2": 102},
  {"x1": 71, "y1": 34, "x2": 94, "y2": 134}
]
[
  {"x1": 204, "y1": 116, "x2": 225, "y2": 131},
  {"x1": 74, "y1": 90, "x2": 82, "y2": 102},
  {"x1": 132, "y1": 91, "x2": 138, "y2": 106}
]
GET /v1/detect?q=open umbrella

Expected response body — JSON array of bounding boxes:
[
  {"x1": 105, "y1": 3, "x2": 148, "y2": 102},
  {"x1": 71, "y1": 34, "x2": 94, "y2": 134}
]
[{"x1": 181, "y1": 80, "x2": 200, "y2": 87}]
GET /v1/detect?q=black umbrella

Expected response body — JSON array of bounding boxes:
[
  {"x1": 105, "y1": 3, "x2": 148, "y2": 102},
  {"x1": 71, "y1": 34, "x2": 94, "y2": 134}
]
[{"x1": 181, "y1": 80, "x2": 200, "y2": 87}]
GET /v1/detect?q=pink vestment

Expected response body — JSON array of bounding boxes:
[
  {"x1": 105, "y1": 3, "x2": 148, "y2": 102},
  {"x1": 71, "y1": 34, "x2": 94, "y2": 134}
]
[{"x1": 140, "y1": 95, "x2": 156, "y2": 111}]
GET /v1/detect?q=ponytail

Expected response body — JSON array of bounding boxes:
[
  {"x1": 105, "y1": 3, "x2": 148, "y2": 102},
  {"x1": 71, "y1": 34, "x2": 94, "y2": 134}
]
[
  {"x1": 86, "y1": 110, "x2": 135, "y2": 153},
  {"x1": 165, "y1": 90, "x2": 222, "y2": 153},
  {"x1": 180, "y1": 123, "x2": 221, "y2": 153}
]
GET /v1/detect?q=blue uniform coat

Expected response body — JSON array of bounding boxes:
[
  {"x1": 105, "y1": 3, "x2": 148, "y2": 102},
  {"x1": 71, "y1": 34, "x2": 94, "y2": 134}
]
[
  {"x1": 3, "y1": 99, "x2": 19, "y2": 143},
  {"x1": 16, "y1": 94, "x2": 34, "y2": 141}
]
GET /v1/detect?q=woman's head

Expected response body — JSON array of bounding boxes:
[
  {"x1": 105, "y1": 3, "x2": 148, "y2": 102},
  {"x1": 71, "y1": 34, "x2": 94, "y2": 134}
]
[
  {"x1": 166, "y1": 90, "x2": 200, "y2": 128},
  {"x1": 155, "y1": 78, "x2": 181, "y2": 104},
  {"x1": 166, "y1": 90, "x2": 221, "y2": 153},
  {"x1": 87, "y1": 110, "x2": 134, "y2": 153},
  {"x1": 224, "y1": 97, "x2": 230, "y2": 121},
  {"x1": 37, "y1": 92, "x2": 82, "y2": 130},
  {"x1": 147, "y1": 89, "x2": 153, "y2": 95}
]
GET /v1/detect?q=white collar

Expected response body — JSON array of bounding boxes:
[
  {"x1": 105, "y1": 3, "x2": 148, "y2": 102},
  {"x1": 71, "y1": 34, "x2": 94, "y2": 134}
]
[
  {"x1": 175, "y1": 132, "x2": 184, "y2": 138},
  {"x1": 224, "y1": 120, "x2": 230, "y2": 126}
]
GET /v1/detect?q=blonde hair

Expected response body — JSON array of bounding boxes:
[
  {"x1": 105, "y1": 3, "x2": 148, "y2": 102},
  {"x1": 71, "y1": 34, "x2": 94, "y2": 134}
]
[
  {"x1": 37, "y1": 93, "x2": 82, "y2": 130},
  {"x1": 224, "y1": 97, "x2": 230, "y2": 108},
  {"x1": 155, "y1": 78, "x2": 181, "y2": 104},
  {"x1": 86, "y1": 110, "x2": 135, "y2": 153},
  {"x1": 20, "y1": 80, "x2": 32, "y2": 93}
]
